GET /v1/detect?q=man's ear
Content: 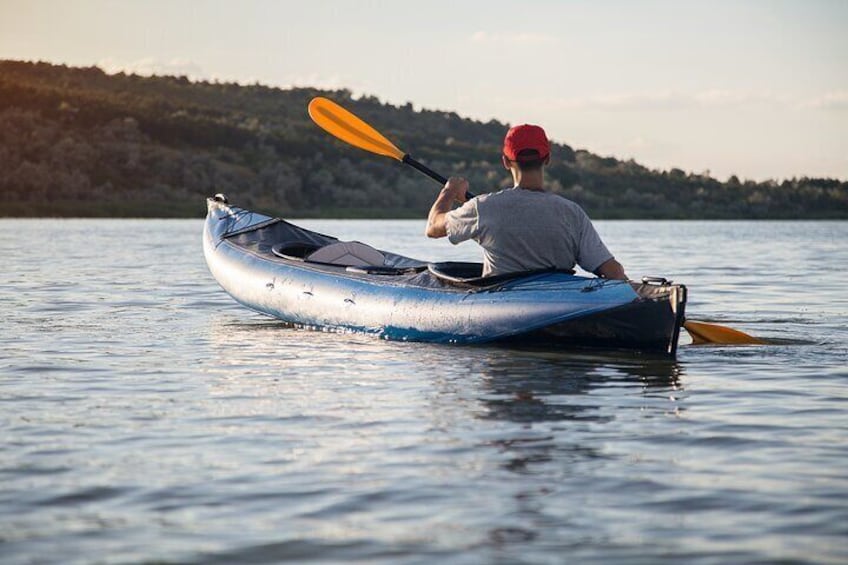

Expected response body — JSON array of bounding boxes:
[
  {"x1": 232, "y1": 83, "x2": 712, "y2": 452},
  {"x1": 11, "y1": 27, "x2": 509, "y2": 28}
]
[{"x1": 502, "y1": 155, "x2": 511, "y2": 170}]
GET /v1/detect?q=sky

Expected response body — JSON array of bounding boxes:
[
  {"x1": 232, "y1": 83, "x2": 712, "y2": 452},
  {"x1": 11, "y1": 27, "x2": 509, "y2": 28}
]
[{"x1": 1, "y1": 0, "x2": 846, "y2": 181}]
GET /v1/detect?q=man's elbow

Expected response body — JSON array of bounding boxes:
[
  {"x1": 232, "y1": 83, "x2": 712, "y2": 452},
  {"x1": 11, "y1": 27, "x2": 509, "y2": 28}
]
[
  {"x1": 595, "y1": 258, "x2": 627, "y2": 280},
  {"x1": 425, "y1": 221, "x2": 447, "y2": 239}
]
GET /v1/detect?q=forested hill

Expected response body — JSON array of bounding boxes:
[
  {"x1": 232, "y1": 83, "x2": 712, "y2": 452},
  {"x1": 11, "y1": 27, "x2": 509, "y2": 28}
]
[{"x1": 1, "y1": 60, "x2": 845, "y2": 218}]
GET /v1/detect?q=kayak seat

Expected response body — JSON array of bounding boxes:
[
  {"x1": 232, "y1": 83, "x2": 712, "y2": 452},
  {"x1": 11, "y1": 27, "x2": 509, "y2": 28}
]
[
  {"x1": 272, "y1": 242, "x2": 323, "y2": 260},
  {"x1": 272, "y1": 241, "x2": 386, "y2": 267},
  {"x1": 306, "y1": 241, "x2": 386, "y2": 267}
]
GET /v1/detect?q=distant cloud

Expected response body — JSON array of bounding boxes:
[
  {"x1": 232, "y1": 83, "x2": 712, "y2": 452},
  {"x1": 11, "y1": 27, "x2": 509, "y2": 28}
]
[
  {"x1": 98, "y1": 57, "x2": 204, "y2": 78},
  {"x1": 625, "y1": 136, "x2": 651, "y2": 151},
  {"x1": 803, "y1": 91, "x2": 848, "y2": 110},
  {"x1": 282, "y1": 73, "x2": 382, "y2": 99},
  {"x1": 573, "y1": 91, "x2": 687, "y2": 111},
  {"x1": 287, "y1": 73, "x2": 355, "y2": 90},
  {"x1": 470, "y1": 31, "x2": 558, "y2": 46},
  {"x1": 692, "y1": 89, "x2": 788, "y2": 107},
  {"x1": 545, "y1": 89, "x2": 794, "y2": 112}
]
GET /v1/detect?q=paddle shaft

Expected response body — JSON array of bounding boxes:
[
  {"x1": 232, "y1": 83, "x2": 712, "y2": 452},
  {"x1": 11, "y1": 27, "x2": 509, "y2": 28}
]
[
  {"x1": 309, "y1": 97, "x2": 475, "y2": 200},
  {"x1": 401, "y1": 155, "x2": 475, "y2": 200}
]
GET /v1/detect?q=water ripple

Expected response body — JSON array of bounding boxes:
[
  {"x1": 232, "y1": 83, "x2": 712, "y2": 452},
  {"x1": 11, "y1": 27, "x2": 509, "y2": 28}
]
[{"x1": 2, "y1": 219, "x2": 847, "y2": 564}]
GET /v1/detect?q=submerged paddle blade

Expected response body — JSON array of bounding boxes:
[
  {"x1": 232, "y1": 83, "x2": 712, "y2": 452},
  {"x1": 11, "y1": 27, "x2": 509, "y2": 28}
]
[
  {"x1": 684, "y1": 320, "x2": 765, "y2": 345},
  {"x1": 308, "y1": 97, "x2": 405, "y2": 161}
]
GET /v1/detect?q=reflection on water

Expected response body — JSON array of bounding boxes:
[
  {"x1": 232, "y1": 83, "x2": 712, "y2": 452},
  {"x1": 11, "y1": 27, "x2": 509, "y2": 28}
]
[
  {"x1": 203, "y1": 315, "x2": 696, "y2": 560},
  {"x1": 476, "y1": 350, "x2": 682, "y2": 422},
  {"x1": 206, "y1": 317, "x2": 684, "y2": 417},
  {"x1": 470, "y1": 350, "x2": 683, "y2": 481},
  {"x1": 207, "y1": 314, "x2": 686, "y2": 486}
]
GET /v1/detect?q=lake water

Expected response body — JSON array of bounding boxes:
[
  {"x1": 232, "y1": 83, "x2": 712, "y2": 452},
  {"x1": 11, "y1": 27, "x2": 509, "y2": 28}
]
[{"x1": 2, "y1": 217, "x2": 847, "y2": 564}]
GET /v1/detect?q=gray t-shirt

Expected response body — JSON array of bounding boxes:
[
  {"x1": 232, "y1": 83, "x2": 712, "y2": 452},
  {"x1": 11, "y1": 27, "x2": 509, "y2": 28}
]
[{"x1": 445, "y1": 187, "x2": 613, "y2": 277}]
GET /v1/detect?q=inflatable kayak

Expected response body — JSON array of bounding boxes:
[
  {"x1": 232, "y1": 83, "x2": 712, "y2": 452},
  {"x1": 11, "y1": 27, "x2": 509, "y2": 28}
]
[{"x1": 203, "y1": 195, "x2": 687, "y2": 356}]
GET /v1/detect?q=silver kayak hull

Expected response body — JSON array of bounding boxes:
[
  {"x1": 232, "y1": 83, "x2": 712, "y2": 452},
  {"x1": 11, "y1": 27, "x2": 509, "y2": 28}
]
[{"x1": 203, "y1": 197, "x2": 686, "y2": 355}]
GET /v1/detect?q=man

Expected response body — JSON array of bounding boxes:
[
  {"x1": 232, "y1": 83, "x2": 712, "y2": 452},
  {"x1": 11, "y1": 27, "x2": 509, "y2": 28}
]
[{"x1": 425, "y1": 124, "x2": 627, "y2": 280}]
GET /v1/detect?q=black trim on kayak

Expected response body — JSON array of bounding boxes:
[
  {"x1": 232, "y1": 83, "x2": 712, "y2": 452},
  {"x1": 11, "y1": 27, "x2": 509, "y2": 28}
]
[{"x1": 504, "y1": 293, "x2": 685, "y2": 356}]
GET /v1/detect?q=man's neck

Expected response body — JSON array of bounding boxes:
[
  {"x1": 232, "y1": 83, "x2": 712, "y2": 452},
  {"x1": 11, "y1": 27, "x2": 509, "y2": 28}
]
[{"x1": 512, "y1": 169, "x2": 545, "y2": 191}]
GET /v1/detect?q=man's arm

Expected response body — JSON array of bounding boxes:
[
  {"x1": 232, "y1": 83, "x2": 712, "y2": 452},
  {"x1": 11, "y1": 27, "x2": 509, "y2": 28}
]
[
  {"x1": 425, "y1": 177, "x2": 468, "y2": 238},
  {"x1": 594, "y1": 258, "x2": 628, "y2": 280}
]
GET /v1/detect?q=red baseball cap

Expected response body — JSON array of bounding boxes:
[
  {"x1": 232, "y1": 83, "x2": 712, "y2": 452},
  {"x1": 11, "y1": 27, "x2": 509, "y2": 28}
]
[{"x1": 503, "y1": 124, "x2": 550, "y2": 161}]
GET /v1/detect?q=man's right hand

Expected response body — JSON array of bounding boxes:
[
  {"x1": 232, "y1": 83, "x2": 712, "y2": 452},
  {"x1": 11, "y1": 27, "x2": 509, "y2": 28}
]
[
  {"x1": 426, "y1": 176, "x2": 469, "y2": 238},
  {"x1": 444, "y1": 177, "x2": 469, "y2": 204}
]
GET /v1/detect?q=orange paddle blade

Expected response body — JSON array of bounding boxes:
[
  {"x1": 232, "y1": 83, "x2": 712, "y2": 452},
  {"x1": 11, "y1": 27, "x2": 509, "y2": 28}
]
[
  {"x1": 684, "y1": 320, "x2": 765, "y2": 345},
  {"x1": 308, "y1": 97, "x2": 405, "y2": 161}
]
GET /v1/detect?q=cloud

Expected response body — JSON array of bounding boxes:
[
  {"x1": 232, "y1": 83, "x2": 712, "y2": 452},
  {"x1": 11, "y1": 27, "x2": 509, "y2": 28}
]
[
  {"x1": 692, "y1": 89, "x2": 788, "y2": 107},
  {"x1": 98, "y1": 57, "x2": 204, "y2": 78},
  {"x1": 583, "y1": 91, "x2": 686, "y2": 111},
  {"x1": 470, "y1": 31, "x2": 558, "y2": 46},
  {"x1": 280, "y1": 73, "x2": 384, "y2": 99},
  {"x1": 802, "y1": 91, "x2": 848, "y2": 110},
  {"x1": 286, "y1": 73, "x2": 355, "y2": 90},
  {"x1": 625, "y1": 136, "x2": 651, "y2": 151},
  {"x1": 542, "y1": 89, "x2": 795, "y2": 112},
  {"x1": 535, "y1": 91, "x2": 688, "y2": 112}
]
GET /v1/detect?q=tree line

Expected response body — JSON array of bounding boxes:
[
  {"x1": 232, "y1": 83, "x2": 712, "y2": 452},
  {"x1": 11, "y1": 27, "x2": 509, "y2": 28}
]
[{"x1": 0, "y1": 59, "x2": 845, "y2": 218}]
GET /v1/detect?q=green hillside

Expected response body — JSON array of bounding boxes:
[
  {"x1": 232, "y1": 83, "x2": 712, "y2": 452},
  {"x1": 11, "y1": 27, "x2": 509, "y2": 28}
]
[{"x1": 1, "y1": 59, "x2": 845, "y2": 218}]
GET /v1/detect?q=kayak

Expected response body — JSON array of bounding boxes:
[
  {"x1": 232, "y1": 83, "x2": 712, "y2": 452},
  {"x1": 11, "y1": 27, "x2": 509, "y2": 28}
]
[{"x1": 203, "y1": 195, "x2": 687, "y2": 356}]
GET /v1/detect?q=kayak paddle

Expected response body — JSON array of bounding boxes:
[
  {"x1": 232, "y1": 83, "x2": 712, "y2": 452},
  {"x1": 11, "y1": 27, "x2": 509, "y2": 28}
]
[
  {"x1": 308, "y1": 97, "x2": 764, "y2": 347},
  {"x1": 308, "y1": 96, "x2": 474, "y2": 199},
  {"x1": 683, "y1": 319, "x2": 765, "y2": 345}
]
